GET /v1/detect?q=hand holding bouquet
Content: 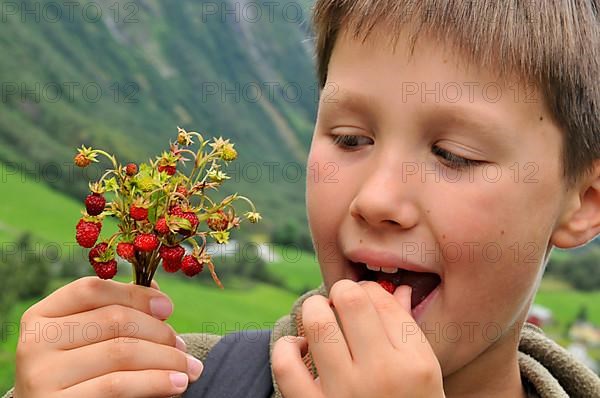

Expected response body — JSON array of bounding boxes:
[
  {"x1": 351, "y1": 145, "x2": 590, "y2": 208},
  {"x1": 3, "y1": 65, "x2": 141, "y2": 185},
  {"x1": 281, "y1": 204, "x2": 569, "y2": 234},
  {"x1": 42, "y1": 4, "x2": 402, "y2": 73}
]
[{"x1": 73, "y1": 127, "x2": 261, "y2": 287}]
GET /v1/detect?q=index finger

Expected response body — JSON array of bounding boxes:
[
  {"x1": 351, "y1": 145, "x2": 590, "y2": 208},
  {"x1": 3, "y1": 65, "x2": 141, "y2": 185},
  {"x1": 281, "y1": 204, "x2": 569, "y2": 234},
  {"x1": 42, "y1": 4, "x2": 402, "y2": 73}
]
[
  {"x1": 31, "y1": 277, "x2": 174, "y2": 320},
  {"x1": 359, "y1": 282, "x2": 429, "y2": 350}
]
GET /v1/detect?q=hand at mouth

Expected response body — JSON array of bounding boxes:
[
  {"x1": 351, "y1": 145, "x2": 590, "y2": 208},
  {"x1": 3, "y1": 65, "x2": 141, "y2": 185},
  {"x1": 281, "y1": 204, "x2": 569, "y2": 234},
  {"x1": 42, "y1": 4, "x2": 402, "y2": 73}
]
[{"x1": 350, "y1": 261, "x2": 442, "y2": 310}]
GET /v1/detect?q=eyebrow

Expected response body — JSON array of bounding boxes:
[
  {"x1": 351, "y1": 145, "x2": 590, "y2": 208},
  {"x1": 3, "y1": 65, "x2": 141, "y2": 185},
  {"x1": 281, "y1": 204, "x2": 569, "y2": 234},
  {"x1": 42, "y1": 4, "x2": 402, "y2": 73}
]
[
  {"x1": 430, "y1": 105, "x2": 515, "y2": 143},
  {"x1": 318, "y1": 90, "x2": 379, "y2": 126},
  {"x1": 320, "y1": 90, "x2": 373, "y2": 111}
]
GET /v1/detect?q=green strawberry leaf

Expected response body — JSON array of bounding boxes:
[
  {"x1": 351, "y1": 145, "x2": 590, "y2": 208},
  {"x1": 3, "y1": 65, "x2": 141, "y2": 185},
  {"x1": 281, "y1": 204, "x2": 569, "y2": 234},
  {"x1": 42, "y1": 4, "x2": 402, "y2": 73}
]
[{"x1": 104, "y1": 177, "x2": 119, "y2": 193}]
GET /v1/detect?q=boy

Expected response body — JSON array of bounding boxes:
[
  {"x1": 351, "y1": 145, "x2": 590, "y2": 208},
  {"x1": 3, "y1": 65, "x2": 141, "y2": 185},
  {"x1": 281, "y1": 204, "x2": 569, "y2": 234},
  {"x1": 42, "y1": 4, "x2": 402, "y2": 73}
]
[{"x1": 5, "y1": 1, "x2": 600, "y2": 397}]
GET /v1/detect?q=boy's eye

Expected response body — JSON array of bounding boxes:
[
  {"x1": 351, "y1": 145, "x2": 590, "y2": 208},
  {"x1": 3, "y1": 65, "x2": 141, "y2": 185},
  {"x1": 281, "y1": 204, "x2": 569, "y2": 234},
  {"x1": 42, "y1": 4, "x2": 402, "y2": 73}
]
[
  {"x1": 331, "y1": 134, "x2": 374, "y2": 149},
  {"x1": 432, "y1": 145, "x2": 485, "y2": 170},
  {"x1": 330, "y1": 135, "x2": 484, "y2": 170}
]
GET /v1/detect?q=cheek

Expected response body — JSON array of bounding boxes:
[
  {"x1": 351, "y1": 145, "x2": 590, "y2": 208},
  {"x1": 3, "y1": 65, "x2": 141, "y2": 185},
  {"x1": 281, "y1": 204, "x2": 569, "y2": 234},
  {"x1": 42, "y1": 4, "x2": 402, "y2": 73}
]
[
  {"x1": 437, "y1": 164, "x2": 560, "y2": 266},
  {"x1": 306, "y1": 143, "x2": 342, "y2": 241},
  {"x1": 435, "y1": 171, "x2": 560, "y2": 319},
  {"x1": 305, "y1": 140, "x2": 356, "y2": 286},
  {"x1": 428, "y1": 180, "x2": 552, "y2": 373}
]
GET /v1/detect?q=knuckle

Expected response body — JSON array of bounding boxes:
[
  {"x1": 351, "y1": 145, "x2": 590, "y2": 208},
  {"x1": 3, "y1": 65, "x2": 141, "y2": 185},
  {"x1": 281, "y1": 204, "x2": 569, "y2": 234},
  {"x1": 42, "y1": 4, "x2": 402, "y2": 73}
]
[
  {"x1": 423, "y1": 366, "x2": 442, "y2": 385},
  {"x1": 411, "y1": 359, "x2": 440, "y2": 384},
  {"x1": 372, "y1": 297, "x2": 396, "y2": 312},
  {"x1": 104, "y1": 305, "x2": 129, "y2": 326},
  {"x1": 73, "y1": 277, "x2": 103, "y2": 307},
  {"x1": 271, "y1": 358, "x2": 289, "y2": 378},
  {"x1": 271, "y1": 341, "x2": 292, "y2": 377},
  {"x1": 334, "y1": 284, "x2": 367, "y2": 309},
  {"x1": 301, "y1": 295, "x2": 324, "y2": 313},
  {"x1": 17, "y1": 318, "x2": 41, "y2": 355},
  {"x1": 15, "y1": 337, "x2": 32, "y2": 360},
  {"x1": 301, "y1": 298, "x2": 330, "y2": 326},
  {"x1": 302, "y1": 314, "x2": 335, "y2": 341},
  {"x1": 77, "y1": 276, "x2": 104, "y2": 292},
  {"x1": 308, "y1": 318, "x2": 332, "y2": 336},
  {"x1": 176, "y1": 351, "x2": 189, "y2": 372},
  {"x1": 16, "y1": 372, "x2": 38, "y2": 395},
  {"x1": 20, "y1": 306, "x2": 36, "y2": 323},
  {"x1": 107, "y1": 342, "x2": 134, "y2": 368},
  {"x1": 329, "y1": 278, "x2": 355, "y2": 298},
  {"x1": 17, "y1": 359, "x2": 47, "y2": 393},
  {"x1": 99, "y1": 373, "x2": 125, "y2": 397},
  {"x1": 165, "y1": 346, "x2": 188, "y2": 371},
  {"x1": 165, "y1": 324, "x2": 178, "y2": 346}
]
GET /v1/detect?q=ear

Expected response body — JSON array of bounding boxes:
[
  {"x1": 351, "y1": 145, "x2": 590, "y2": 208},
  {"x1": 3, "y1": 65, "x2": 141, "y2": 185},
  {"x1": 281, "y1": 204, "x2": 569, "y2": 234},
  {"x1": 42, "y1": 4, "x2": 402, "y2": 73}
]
[{"x1": 550, "y1": 161, "x2": 600, "y2": 249}]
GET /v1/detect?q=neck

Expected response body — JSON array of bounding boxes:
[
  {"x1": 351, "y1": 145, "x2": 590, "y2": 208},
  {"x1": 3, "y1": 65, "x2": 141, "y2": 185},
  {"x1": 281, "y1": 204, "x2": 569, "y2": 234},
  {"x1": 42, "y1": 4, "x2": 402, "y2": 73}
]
[{"x1": 442, "y1": 324, "x2": 527, "y2": 398}]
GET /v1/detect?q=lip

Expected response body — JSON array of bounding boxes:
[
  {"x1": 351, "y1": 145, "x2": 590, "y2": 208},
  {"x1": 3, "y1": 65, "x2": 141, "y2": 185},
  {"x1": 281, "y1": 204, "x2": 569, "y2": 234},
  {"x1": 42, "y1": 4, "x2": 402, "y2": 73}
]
[
  {"x1": 410, "y1": 283, "x2": 440, "y2": 322},
  {"x1": 345, "y1": 247, "x2": 441, "y2": 276}
]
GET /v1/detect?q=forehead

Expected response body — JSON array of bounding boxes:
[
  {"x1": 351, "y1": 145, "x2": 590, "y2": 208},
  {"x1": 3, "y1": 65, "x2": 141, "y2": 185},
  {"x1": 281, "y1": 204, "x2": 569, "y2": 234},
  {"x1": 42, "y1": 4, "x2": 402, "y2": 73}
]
[
  {"x1": 328, "y1": 27, "x2": 497, "y2": 94},
  {"x1": 322, "y1": 26, "x2": 549, "y2": 128}
]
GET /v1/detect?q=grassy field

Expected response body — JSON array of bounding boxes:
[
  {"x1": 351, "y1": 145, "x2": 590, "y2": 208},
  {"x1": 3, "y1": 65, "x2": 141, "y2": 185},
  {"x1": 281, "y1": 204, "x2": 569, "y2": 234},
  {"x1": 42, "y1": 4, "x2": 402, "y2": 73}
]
[
  {"x1": 534, "y1": 276, "x2": 600, "y2": 338},
  {"x1": 266, "y1": 245, "x2": 323, "y2": 294},
  {"x1": 0, "y1": 165, "x2": 118, "y2": 246}
]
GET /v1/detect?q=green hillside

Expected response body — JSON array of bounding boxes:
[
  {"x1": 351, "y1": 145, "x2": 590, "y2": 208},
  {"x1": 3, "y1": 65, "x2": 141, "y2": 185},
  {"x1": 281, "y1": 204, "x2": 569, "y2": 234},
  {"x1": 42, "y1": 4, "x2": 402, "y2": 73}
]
[
  {"x1": 0, "y1": 164, "x2": 118, "y2": 244},
  {"x1": 0, "y1": 0, "x2": 318, "y2": 233}
]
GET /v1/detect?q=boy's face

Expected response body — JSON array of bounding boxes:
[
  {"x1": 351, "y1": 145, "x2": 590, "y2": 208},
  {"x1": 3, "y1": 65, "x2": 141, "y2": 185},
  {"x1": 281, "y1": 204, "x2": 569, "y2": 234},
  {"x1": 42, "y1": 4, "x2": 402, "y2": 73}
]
[{"x1": 306, "y1": 27, "x2": 570, "y2": 377}]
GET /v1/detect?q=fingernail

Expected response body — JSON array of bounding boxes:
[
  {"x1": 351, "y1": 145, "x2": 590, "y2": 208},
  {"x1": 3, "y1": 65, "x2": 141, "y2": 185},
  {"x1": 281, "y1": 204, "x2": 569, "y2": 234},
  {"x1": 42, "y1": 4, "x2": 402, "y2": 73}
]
[
  {"x1": 170, "y1": 372, "x2": 188, "y2": 388},
  {"x1": 357, "y1": 280, "x2": 368, "y2": 285},
  {"x1": 187, "y1": 354, "x2": 204, "y2": 380},
  {"x1": 175, "y1": 336, "x2": 187, "y2": 352},
  {"x1": 150, "y1": 296, "x2": 173, "y2": 319}
]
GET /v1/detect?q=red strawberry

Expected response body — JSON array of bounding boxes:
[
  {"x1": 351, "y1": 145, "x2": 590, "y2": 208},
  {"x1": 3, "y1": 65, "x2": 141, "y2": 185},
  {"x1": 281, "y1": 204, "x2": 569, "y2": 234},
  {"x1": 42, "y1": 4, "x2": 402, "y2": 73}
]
[
  {"x1": 162, "y1": 259, "x2": 181, "y2": 273},
  {"x1": 88, "y1": 242, "x2": 108, "y2": 266},
  {"x1": 85, "y1": 193, "x2": 106, "y2": 216},
  {"x1": 130, "y1": 205, "x2": 148, "y2": 221},
  {"x1": 207, "y1": 210, "x2": 228, "y2": 231},
  {"x1": 158, "y1": 164, "x2": 176, "y2": 175},
  {"x1": 159, "y1": 245, "x2": 185, "y2": 263},
  {"x1": 169, "y1": 205, "x2": 184, "y2": 216},
  {"x1": 76, "y1": 219, "x2": 101, "y2": 248},
  {"x1": 116, "y1": 242, "x2": 136, "y2": 261},
  {"x1": 154, "y1": 218, "x2": 170, "y2": 235},
  {"x1": 377, "y1": 280, "x2": 396, "y2": 295},
  {"x1": 181, "y1": 255, "x2": 203, "y2": 277},
  {"x1": 176, "y1": 186, "x2": 188, "y2": 197},
  {"x1": 94, "y1": 259, "x2": 118, "y2": 279},
  {"x1": 180, "y1": 212, "x2": 199, "y2": 235},
  {"x1": 125, "y1": 163, "x2": 138, "y2": 176},
  {"x1": 134, "y1": 233, "x2": 159, "y2": 252}
]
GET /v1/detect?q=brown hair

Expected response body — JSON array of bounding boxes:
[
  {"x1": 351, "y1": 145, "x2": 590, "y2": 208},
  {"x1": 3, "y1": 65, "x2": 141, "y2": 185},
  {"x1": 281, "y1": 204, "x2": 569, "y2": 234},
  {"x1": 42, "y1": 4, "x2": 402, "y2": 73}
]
[{"x1": 310, "y1": 0, "x2": 599, "y2": 188}]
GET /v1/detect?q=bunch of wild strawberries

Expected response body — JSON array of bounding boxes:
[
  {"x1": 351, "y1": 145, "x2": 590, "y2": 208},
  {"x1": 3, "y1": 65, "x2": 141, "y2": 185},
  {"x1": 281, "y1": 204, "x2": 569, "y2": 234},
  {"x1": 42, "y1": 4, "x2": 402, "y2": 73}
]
[{"x1": 74, "y1": 127, "x2": 261, "y2": 288}]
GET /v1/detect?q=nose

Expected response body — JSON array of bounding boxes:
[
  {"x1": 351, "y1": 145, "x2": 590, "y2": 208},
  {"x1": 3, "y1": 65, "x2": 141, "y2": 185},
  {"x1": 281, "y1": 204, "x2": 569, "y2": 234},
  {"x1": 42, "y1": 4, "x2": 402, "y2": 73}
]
[{"x1": 349, "y1": 159, "x2": 420, "y2": 230}]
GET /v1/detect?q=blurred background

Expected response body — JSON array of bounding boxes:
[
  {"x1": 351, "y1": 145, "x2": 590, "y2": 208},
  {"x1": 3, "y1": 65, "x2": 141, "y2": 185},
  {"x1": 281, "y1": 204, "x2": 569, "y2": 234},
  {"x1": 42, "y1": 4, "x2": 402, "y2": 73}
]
[{"x1": 0, "y1": 0, "x2": 598, "y2": 391}]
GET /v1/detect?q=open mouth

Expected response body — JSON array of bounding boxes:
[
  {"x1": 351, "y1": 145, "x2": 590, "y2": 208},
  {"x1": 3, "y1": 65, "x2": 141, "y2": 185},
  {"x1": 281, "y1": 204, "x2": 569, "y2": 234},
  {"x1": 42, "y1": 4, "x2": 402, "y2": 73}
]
[{"x1": 350, "y1": 261, "x2": 442, "y2": 309}]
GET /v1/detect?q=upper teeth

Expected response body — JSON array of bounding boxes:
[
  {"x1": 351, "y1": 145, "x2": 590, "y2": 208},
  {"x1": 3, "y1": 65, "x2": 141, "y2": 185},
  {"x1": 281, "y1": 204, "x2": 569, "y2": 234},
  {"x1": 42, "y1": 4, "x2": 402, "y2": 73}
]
[{"x1": 365, "y1": 264, "x2": 398, "y2": 273}]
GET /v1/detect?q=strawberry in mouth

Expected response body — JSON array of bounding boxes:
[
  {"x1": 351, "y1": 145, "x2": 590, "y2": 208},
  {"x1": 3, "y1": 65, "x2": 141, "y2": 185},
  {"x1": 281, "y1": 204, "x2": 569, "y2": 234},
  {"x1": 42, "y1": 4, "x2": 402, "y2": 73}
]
[{"x1": 351, "y1": 261, "x2": 442, "y2": 310}]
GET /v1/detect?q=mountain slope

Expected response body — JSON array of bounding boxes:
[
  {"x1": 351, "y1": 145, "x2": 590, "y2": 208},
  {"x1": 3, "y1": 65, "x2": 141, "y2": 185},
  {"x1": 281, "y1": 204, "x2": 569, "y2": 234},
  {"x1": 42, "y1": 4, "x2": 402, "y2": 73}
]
[{"x1": 0, "y1": 0, "x2": 318, "y2": 232}]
